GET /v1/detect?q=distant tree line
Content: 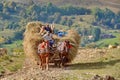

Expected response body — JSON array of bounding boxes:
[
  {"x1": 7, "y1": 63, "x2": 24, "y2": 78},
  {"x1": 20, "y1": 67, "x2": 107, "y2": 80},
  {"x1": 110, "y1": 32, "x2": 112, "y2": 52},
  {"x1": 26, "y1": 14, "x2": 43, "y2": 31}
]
[
  {"x1": 0, "y1": 1, "x2": 120, "y2": 29},
  {"x1": 0, "y1": 1, "x2": 120, "y2": 44},
  {"x1": 92, "y1": 8, "x2": 120, "y2": 29}
]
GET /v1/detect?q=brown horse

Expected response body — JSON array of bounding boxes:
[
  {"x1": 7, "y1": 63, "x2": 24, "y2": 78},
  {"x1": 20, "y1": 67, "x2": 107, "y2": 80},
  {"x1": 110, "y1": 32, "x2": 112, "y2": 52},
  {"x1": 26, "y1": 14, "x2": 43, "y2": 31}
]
[
  {"x1": 38, "y1": 41, "x2": 50, "y2": 70},
  {"x1": 57, "y1": 40, "x2": 71, "y2": 67}
]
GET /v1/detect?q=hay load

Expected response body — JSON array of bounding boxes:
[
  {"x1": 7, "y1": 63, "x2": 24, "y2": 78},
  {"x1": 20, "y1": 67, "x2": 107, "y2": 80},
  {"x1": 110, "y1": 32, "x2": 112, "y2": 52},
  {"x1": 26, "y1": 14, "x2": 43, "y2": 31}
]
[
  {"x1": 23, "y1": 21, "x2": 80, "y2": 64},
  {"x1": 23, "y1": 22, "x2": 42, "y2": 64},
  {"x1": 59, "y1": 30, "x2": 81, "y2": 62}
]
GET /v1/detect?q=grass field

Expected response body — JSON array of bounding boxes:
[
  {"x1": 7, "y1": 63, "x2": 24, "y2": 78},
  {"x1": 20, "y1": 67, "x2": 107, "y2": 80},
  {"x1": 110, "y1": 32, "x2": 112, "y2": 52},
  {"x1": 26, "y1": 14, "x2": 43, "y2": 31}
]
[
  {"x1": 96, "y1": 32, "x2": 120, "y2": 48},
  {"x1": 1, "y1": 40, "x2": 23, "y2": 55},
  {"x1": 1, "y1": 40, "x2": 23, "y2": 49},
  {"x1": 0, "y1": 53, "x2": 25, "y2": 75},
  {"x1": 60, "y1": 48, "x2": 120, "y2": 80},
  {"x1": 0, "y1": 28, "x2": 119, "y2": 79},
  {"x1": 0, "y1": 29, "x2": 15, "y2": 38},
  {"x1": 0, "y1": 40, "x2": 120, "y2": 79},
  {"x1": 0, "y1": 40, "x2": 24, "y2": 75}
]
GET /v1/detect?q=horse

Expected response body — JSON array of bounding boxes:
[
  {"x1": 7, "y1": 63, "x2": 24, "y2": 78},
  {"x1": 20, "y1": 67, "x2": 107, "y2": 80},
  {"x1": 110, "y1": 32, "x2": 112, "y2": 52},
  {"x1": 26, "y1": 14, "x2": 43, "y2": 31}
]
[
  {"x1": 37, "y1": 40, "x2": 71, "y2": 69},
  {"x1": 57, "y1": 40, "x2": 71, "y2": 67},
  {"x1": 37, "y1": 41, "x2": 50, "y2": 70}
]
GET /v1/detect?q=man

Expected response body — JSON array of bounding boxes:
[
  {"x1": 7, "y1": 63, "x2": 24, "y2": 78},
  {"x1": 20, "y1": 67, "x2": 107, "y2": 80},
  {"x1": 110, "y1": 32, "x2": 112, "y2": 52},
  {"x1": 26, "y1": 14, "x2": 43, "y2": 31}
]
[
  {"x1": 39, "y1": 23, "x2": 55, "y2": 48},
  {"x1": 42, "y1": 31, "x2": 54, "y2": 48},
  {"x1": 57, "y1": 30, "x2": 66, "y2": 37},
  {"x1": 39, "y1": 24, "x2": 54, "y2": 35}
]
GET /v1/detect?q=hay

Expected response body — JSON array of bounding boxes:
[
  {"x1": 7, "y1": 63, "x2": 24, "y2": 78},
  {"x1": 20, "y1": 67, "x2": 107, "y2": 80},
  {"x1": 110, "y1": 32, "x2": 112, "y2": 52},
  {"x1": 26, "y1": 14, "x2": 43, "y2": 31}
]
[
  {"x1": 59, "y1": 29, "x2": 81, "y2": 62},
  {"x1": 23, "y1": 21, "x2": 80, "y2": 64},
  {"x1": 23, "y1": 21, "x2": 42, "y2": 64}
]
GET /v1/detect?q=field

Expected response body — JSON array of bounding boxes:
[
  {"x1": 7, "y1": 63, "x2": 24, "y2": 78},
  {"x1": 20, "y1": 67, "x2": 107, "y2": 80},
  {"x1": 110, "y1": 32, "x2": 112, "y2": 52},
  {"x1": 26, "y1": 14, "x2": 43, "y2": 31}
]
[
  {"x1": 0, "y1": 40, "x2": 24, "y2": 77},
  {"x1": 0, "y1": 0, "x2": 120, "y2": 79},
  {"x1": 0, "y1": 54, "x2": 25, "y2": 76},
  {"x1": 96, "y1": 31, "x2": 120, "y2": 48},
  {"x1": 0, "y1": 29, "x2": 15, "y2": 38},
  {"x1": 0, "y1": 46, "x2": 120, "y2": 80}
]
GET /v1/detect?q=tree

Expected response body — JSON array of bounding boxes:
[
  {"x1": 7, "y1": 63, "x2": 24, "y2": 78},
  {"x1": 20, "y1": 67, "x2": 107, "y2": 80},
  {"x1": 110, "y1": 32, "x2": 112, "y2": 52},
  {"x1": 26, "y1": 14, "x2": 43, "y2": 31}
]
[
  {"x1": 66, "y1": 19, "x2": 73, "y2": 27},
  {"x1": 28, "y1": 0, "x2": 34, "y2": 5},
  {"x1": 60, "y1": 17, "x2": 68, "y2": 25},
  {"x1": 91, "y1": 27, "x2": 101, "y2": 41},
  {"x1": 6, "y1": 22, "x2": 20, "y2": 30},
  {"x1": 4, "y1": 36, "x2": 12, "y2": 44},
  {"x1": 12, "y1": 29, "x2": 25, "y2": 40},
  {"x1": 39, "y1": 12, "x2": 48, "y2": 22},
  {"x1": 3, "y1": 1, "x2": 17, "y2": 14},
  {"x1": 114, "y1": 24, "x2": 120, "y2": 29},
  {"x1": 53, "y1": 12, "x2": 61, "y2": 23},
  {"x1": 47, "y1": 15, "x2": 54, "y2": 23},
  {"x1": 117, "y1": 11, "x2": 120, "y2": 17},
  {"x1": 0, "y1": 3, "x2": 3, "y2": 11},
  {"x1": 46, "y1": 2, "x2": 54, "y2": 15}
]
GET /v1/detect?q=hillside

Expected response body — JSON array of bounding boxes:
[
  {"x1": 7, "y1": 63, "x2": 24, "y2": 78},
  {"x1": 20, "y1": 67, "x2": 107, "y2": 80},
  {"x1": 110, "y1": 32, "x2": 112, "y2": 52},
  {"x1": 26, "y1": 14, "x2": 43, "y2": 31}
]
[
  {"x1": 0, "y1": 0, "x2": 120, "y2": 80},
  {"x1": 96, "y1": 32, "x2": 120, "y2": 48},
  {"x1": 6, "y1": 0, "x2": 120, "y2": 6},
  {"x1": 6, "y1": 0, "x2": 120, "y2": 12},
  {"x1": 101, "y1": 0, "x2": 120, "y2": 4},
  {"x1": 0, "y1": 0, "x2": 120, "y2": 47}
]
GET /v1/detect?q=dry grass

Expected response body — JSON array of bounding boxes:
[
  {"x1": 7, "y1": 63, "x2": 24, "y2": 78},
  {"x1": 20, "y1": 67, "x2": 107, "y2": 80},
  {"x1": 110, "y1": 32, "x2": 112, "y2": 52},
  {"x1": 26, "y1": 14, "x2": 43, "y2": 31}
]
[
  {"x1": 23, "y1": 21, "x2": 43, "y2": 65},
  {"x1": 59, "y1": 29, "x2": 81, "y2": 62}
]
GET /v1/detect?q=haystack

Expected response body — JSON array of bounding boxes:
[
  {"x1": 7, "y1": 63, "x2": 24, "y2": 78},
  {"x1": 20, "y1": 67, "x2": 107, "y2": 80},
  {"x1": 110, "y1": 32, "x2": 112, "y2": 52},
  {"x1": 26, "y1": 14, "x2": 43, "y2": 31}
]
[
  {"x1": 23, "y1": 21, "x2": 80, "y2": 64},
  {"x1": 59, "y1": 30, "x2": 81, "y2": 62},
  {"x1": 23, "y1": 21, "x2": 42, "y2": 64}
]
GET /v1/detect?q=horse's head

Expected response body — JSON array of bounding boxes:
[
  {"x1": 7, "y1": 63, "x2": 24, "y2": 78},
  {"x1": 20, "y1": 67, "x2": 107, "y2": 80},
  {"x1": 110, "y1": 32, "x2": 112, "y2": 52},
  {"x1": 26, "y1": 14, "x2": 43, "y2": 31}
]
[
  {"x1": 65, "y1": 40, "x2": 70, "y2": 46},
  {"x1": 57, "y1": 40, "x2": 71, "y2": 53}
]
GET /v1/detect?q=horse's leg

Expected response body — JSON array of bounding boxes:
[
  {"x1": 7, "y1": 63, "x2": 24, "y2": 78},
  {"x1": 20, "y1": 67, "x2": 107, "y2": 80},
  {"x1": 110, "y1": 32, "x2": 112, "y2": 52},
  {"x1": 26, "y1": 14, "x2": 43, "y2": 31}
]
[
  {"x1": 58, "y1": 53, "x2": 61, "y2": 67},
  {"x1": 59, "y1": 53, "x2": 64, "y2": 68},
  {"x1": 61, "y1": 53, "x2": 67, "y2": 68},
  {"x1": 40, "y1": 54, "x2": 45, "y2": 70},
  {"x1": 37, "y1": 54, "x2": 40, "y2": 65},
  {"x1": 62, "y1": 56, "x2": 66, "y2": 66},
  {"x1": 62, "y1": 53, "x2": 68, "y2": 67},
  {"x1": 39, "y1": 55, "x2": 42, "y2": 68},
  {"x1": 45, "y1": 53, "x2": 49, "y2": 70},
  {"x1": 43, "y1": 55, "x2": 46, "y2": 70},
  {"x1": 61, "y1": 57, "x2": 64, "y2": 68}
]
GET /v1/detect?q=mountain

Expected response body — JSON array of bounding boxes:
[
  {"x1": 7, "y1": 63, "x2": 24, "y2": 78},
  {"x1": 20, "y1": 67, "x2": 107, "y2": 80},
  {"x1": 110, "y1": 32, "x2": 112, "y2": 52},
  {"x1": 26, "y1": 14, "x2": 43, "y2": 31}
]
[
  {"x1": 34, "y1": 0, "x2": 120, "y2": 8},
  {"x1": 5, "y1": 0, "x2": 120, "y2": 13},
  {"x1": 6, "y1": 0, "x2": 120, "y2": 7}
]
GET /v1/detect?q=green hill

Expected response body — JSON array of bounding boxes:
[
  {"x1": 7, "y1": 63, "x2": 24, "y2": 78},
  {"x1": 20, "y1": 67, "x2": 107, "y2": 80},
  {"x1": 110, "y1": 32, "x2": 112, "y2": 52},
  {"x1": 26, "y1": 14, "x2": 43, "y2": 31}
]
[
  {"x1": 6, "y1": 0, "x2": 120, "y2": 12},
  {"x1": 0, "y1": 0, "x2": 120, "y2": 48},
  {"x1": 96, "y1": 32, "x2": 120, "y2": 48}
]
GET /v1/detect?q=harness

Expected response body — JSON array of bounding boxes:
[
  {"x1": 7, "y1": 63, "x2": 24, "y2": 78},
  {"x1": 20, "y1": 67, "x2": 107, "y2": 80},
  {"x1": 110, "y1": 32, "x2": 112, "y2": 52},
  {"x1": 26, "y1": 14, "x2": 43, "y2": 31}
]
[
  {"x1": 57, "y1": 41, "x2": 72, "y2": 53},
  {"x1": 38, "y1": 42, "x2": 49, "y2": 54}
]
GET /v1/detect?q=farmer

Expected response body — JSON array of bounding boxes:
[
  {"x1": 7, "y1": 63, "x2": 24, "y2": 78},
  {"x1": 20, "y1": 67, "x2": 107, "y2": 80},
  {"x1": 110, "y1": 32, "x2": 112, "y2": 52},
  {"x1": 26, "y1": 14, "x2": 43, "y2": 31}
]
[
  {"x1": 42, "y1": 31, "x2": 54, "y2": 49},
  {"x1": 39, "y1": 23, "x2": 55, "y2": 49},
  {"x1": 39, "y1": 24, "x2": 54, "y2": 35},
  {"x1": 57, "y1": 30, "x2": 66, "y2": 38}
]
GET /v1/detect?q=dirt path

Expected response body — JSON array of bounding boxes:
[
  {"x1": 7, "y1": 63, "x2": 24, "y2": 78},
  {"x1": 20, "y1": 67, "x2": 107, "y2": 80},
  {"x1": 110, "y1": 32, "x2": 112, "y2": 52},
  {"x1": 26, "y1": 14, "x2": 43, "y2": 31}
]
[{"x1": 1, "y1": 63, "x2": 80, "y2": 80}]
